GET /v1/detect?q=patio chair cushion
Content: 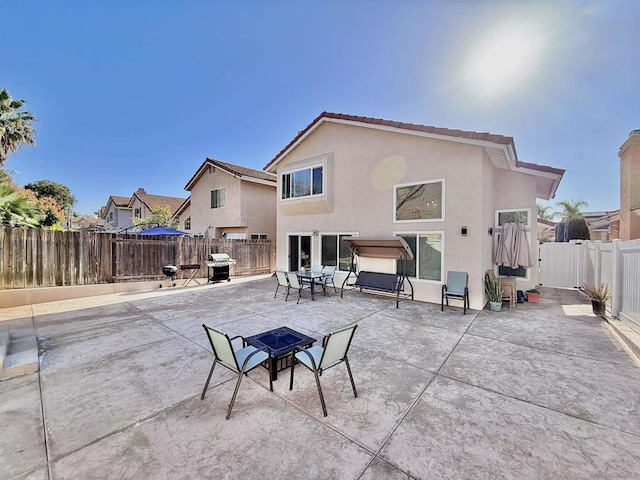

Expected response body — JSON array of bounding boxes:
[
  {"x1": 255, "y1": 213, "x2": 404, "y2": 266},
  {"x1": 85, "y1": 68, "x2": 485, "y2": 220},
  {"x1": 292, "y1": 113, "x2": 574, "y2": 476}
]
[
  {"x1": 294, "y1": 345, "x2": 323, "y2": 370},
  {"x1": 235, "y1": 346, "x2": 269, "y2": 371}
]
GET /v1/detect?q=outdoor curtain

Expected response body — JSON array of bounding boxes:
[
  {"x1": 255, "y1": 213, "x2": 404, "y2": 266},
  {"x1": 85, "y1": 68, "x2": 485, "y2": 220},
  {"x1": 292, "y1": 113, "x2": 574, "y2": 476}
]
[{"x1": 494, "y1": 222, "x2": 534, "y2": 269}]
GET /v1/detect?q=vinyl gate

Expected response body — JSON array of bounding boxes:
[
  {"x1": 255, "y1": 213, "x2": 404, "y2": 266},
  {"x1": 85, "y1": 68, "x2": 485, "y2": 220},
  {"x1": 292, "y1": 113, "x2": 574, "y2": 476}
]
[{"x1": 538, "y1": 241, "x2": 584, "y2": 288}]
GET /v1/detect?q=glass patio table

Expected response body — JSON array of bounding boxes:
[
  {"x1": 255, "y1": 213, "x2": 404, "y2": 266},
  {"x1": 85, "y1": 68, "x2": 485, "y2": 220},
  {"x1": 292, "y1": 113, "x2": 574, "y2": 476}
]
[
  {"x1": 295, "y1": 270, "x2": 330, "y2": 300},
  {"x1": 245, "y1": 326, "x2": 316, "y2": 381}
]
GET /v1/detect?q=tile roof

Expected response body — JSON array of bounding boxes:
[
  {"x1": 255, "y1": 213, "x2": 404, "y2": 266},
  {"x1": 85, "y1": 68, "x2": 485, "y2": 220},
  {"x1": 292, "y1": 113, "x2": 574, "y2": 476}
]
[
  {"x1": 265, "y1": 111, "x2": 517, "y2": 171},
  {"x1": 133, "y1": 192, "x2": 188, "y2": 216},
  {"x1": 110, "y1": 196, "x2": 130, "y2": 207},
  {"x1": 207, "y1": 159, "x2": 276, "y2": 183},
  {"x1": 184, "y1": 158, "x2": 276, "y2": 191}
]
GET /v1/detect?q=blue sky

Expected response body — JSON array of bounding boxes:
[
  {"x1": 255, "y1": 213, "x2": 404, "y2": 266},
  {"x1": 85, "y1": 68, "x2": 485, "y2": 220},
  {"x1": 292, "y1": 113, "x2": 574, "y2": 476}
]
[{"x1": 1, "y1": 0, "x2": 637, "y2": 216}]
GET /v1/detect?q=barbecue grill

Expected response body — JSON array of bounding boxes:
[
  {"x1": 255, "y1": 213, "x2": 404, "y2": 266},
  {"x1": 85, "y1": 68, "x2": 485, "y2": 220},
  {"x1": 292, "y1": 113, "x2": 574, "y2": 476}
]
[
  {"x1": 161, "y1": 265, "x2": 178, "y2": 288},
  {"x1": 206, "y1": 253, "x2": 236, "y2": 283}
]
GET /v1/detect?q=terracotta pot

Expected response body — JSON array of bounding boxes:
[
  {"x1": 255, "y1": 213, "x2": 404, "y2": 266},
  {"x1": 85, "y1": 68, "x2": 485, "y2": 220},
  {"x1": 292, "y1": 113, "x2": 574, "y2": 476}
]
[{"x1": 527, "y1": 293, "x2": 541, "y2": 303}]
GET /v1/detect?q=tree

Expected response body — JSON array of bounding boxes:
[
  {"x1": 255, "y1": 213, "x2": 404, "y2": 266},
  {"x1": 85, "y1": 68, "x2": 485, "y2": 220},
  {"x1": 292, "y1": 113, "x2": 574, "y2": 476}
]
[
  {"x1": 132, "y1": 204, "x2": 179, "y2": 229},
  {"x1": 555, "y1": 199, "x2": 590, "y2": 241},
  {"x1": 555, "y1": 199, "x2": 588, "y2": 220},
  {"x1": 0, "y1": 173, "x2": 42, "y2": 227},
  {"x1": 536, "y1": 203, "x2": 555, "y2": 220},
  {"x1": 0, "y1": 87, "x2": 37, "y2": 167},
  {"x1": 24, "y1": 180, "x2": 75, "y2": 210}
]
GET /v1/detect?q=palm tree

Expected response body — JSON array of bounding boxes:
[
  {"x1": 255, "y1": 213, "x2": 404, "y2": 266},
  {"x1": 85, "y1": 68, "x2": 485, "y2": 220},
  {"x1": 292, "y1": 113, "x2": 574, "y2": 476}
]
[
  {"x1": 536, "y1": 204, "x2": 555, "y2": 220},
  {"x1": 0, "y1": 87, "x2": 37, "y2": 167},
  {"x1": 555, "y1": 199, "x2": 588, "y2": 220},
  {"x1": 0, "y1": 184, "x2": 42, "y2": 227}
]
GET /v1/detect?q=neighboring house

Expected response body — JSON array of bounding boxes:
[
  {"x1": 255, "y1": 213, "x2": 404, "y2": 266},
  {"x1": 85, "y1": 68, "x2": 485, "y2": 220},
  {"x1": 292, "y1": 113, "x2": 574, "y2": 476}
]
[
  {"x1": 102, "y1": 195, "x2": 132, "y2": 231},
  {"x1": 584, "y1": 210, "x2": 620, "y2": 241},
  {"x1": 173, "y1": 197, "x2": 192, "y2": 233},
  {"x1": 619, "y1": 130, "x2": 640, "y2": 240},
  {"x1": 537, "y1": 218, "x2": 556, "y2": 242},
  {"x1": 264, "y1": 112, "x2": 565, "y2": 310},
  {"x1": 183, "y1": 158, "x2": 277, "y2": 239},
  {"x1": 69, "y1": 215, "x2": 104, "y2": 231},
  {"x1": 127, "y1": 188, "x2": 187, "y2": 228}
]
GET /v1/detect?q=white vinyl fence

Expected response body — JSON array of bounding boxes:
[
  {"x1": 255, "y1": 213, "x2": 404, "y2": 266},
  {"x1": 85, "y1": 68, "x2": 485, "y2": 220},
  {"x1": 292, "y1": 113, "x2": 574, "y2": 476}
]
[{"x1": 540, "y1": 239, "x2": 640, "y2": 333}]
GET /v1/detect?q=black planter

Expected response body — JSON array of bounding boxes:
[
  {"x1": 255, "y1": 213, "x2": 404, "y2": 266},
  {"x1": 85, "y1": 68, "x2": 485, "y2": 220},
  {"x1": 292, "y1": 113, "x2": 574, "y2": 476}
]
[{"x1": 591, "y1": 300, "x2": 605, "y2": 316}]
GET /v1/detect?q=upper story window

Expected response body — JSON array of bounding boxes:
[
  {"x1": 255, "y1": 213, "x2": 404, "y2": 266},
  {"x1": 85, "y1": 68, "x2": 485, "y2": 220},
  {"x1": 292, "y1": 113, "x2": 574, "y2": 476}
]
[
  {"x1": 108, "y1": 212, "x2": 113, "y2": 222},
  {"x1": 184, "y1": 216, "x2": 191, "y2": 230},
  {"x1": 134, "y1": 207, "x2": 141, "y2": 219},
  {"x1": 282, "y1": 166, "x2": 323, "y2": 199},
  {"x1": 394, "y1": 179, "x2": 445, "y2": 223},
  {"x1": 211, "y1": 189, "x2": 225, "y2": 209},
  {"x1": 250, "y1": 234, "x2": 268, "y2": 240}
]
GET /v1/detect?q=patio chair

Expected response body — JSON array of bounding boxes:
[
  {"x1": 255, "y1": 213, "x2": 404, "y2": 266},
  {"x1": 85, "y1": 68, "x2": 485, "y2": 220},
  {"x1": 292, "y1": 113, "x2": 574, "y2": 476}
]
[
  {"x1": 286, "y1": 272, "x2": 311, "y2": 304},
  {"x1": 201, "y1": 324, "x2": 272, "y2": 420},
  {"x1": 274, "y1": 270, "x2": 290, "y2": 299},
  {"x1": 320, "y1": 265, "x2": 337, "y2": 294},
  {"x1": 289, "y1": 324, "x2": 358, "y2": 416},
  {"x1": 441, "y1": 271, "x2": 469, "y2": 314}
]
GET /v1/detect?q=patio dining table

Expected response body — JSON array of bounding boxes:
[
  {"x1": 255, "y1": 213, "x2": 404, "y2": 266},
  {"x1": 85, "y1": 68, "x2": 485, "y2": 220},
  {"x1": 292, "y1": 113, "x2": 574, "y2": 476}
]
[{"x1": 296, "y1": 270, "x2": 330, "y2": 301}]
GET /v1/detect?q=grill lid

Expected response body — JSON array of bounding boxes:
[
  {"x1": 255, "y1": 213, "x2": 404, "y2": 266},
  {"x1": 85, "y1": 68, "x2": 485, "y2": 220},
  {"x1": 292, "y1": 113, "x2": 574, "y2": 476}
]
[{"x1": 207, "y1": 253, "x2": 237, "y2": 266}]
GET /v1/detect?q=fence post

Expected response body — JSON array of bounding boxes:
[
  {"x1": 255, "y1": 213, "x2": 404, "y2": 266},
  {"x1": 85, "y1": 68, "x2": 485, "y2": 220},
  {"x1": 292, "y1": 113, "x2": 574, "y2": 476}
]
[
  {"x1": 611, "y1": 239, "x2": 621, "y2": 318},
  {"x1": 594, "y1": 241, "x2": 601, "y2": 286}
]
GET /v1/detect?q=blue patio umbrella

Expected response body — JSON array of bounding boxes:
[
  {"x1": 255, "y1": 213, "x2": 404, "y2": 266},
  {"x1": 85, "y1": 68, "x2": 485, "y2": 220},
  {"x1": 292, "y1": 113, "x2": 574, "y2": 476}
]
[{"x1": 137, "y1": 226, "x2": 189, "y2": 236}]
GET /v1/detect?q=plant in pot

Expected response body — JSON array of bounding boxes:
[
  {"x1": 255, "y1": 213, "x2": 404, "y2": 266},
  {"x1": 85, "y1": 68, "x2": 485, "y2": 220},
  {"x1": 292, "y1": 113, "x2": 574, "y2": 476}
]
[
  {"x1": 526, "y1": 288, "x2": 541, "y2": 303},
  {"x1": 581, "y1": 283, "x2": 611, "y2": 316},
  {"x1": 484, "y1": 273, "x2": 503, "y2": 312}
]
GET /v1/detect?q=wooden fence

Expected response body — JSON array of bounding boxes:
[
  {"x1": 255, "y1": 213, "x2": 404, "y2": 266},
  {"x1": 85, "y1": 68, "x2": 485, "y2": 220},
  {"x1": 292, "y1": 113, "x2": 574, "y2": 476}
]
[{"x1": 0, "y1": 228, "x2": 275, "y2": 289}]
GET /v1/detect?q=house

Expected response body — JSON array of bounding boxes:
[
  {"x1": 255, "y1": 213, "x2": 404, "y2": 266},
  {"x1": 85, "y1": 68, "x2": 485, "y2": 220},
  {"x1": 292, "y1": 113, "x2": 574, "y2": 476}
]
[
  {"x1": 102, "y1": 195, "x2": 132, "y2": 231},
  {"x1": 537, "y1": 218, "x2": 556, "y2": 242},
  {"x1": 173, "y1": 197, "x2": 192, "y2": 233},
  {"x1": 584, "y1": 210, "x2": 620, "y2": 241},
  {"x1": 619, "y1": 130, "x2": 640, "y2": 240},
  {"x1": 264, "y1": 112, "x2": 565, "y2": 310},
  {"x1": 127, "y1": 188, "x2": 186, "y2": 228},
  {"x1": 183, "y1": 158, "x2": 277, "y2": 239},
  {"x1": 69, "y1": 215, "x2": 104, "y2": 231}
]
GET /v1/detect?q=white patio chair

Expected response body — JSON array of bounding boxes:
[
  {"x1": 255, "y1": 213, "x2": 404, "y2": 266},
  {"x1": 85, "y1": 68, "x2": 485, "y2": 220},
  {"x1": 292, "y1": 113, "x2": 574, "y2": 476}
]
[
  {"x1": 274, "y1": 270, "x2": 290, "y2": 299},
  {"x1": 286, "y1": 272, "x2": 311, "y2": 304},
  {"x1": 289, "y1": 324, "x2": 358, "y2": 416},
  {"x1": 201, "y1": 324, "x2": 272, "y2": 419}
]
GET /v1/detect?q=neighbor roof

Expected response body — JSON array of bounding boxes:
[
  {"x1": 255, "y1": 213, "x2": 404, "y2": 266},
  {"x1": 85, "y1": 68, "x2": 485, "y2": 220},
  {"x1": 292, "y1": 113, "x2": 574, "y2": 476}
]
[
  {"x1": 129, "y1": 191, "x2": 187, "y2": 215},
  {"x1": 184, "y1": 158, "x2": 276, "y2": 191},
  {"x1": 109, "y1": 196, "x2": 130, "y2": 207},
  {"x1": 264, "y1": 112, "x2": 565, "y2": 200}
]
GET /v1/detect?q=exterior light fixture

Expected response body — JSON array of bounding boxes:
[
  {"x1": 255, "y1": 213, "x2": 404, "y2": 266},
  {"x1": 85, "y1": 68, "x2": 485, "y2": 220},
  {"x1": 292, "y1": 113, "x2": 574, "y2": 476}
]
[{"x1": 461, "y1": 226, "x2": 468, "y2": 236}]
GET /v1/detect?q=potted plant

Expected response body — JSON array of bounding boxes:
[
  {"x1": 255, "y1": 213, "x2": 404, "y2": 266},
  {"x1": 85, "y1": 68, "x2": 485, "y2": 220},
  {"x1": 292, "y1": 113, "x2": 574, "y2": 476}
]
[
  {"x1": 526, "y1": 288, "x2": 541, "y2": 303},
  {"x1": 581, "y1": 283, "x2": 611, "y2": 316},
  {"x1": 484, "y1": 274, "x2": 503, "y2": 312}
]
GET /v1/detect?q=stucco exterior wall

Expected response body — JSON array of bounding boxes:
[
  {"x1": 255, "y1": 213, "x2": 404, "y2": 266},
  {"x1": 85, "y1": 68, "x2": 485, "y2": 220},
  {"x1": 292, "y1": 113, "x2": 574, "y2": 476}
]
[
  {"x1": 190, "y1": 166, "x2": 242, "y2": 236},
  {"x1": 492, "y1": 168, "x2": 539, "y2": 291},
  {"x1": 187, "y1": 164, "x2": 276, "y2": 238},
  {"x1": 273, "y1": 121, "x2": 543, "y2": 310},
  {"x1": 619, "y1": 131, "x2": 640, "y2": 240},
  {"x1": 241, "y1": 182, "x2": 277, "y2": 239},
  {"x1": 176, "y1": 204, "x2": 191, "y2": 232},
  {"x1": 104, "y1": 203, "x2": 131, "y2": 230},
  {"x1": 274, "y1": 122, "x2": 494, "y2": 309}
]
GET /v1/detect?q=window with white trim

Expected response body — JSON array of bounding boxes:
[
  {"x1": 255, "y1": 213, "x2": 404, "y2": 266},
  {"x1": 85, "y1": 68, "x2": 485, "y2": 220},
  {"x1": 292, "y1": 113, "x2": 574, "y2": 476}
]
[
  {"x1": 282, "y1": 166, "x2": 323, "y2": 199},
  {"x1": 394, "y1": 179, "x2": 444, "y2": 222},
  {"x1": 321, "y1": 233, "x2": 357, "y2": 271},
  {"x1": 395, "y1": 232, "x2": 443, "y2": 282},
  {"x1": 184, "y1": 216, "x2": 191, "y2": 230},
  {"x1": 211, "y1": 189, "x2": 225, "y2": 209},
  {"x1": 250, "y1": 234, "x2": 268, "y2": 240}
]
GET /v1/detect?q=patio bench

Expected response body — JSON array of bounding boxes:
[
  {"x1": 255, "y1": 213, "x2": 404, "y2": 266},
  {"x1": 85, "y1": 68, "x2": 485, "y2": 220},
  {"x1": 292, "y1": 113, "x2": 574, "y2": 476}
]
[{"x1": 341, "y1": 271, "x2": 411, "y2": 308}]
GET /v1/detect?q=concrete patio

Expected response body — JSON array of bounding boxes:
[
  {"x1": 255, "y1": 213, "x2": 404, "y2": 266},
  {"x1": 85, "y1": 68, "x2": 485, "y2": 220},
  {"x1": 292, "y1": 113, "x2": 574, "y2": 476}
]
[{"x1": 1, "y1": 275, "x2": 640, "y2": 479}]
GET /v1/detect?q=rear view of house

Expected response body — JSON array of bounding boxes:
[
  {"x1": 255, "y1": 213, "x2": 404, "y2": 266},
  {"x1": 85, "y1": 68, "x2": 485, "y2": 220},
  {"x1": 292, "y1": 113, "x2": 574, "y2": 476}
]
[{"x1": 265, "y1": 112, "x2": 565, "y2": 310}]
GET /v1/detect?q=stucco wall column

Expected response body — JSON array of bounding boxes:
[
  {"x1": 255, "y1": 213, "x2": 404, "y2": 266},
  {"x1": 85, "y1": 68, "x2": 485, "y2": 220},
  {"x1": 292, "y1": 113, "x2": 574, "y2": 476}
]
[{"x1": 619, "y1": 130, "x2": 640, "y2": 240}]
